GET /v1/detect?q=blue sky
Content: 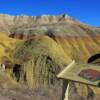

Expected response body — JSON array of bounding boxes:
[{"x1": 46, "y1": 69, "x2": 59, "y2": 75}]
[{"x1": 0, "y1": 0, "x2": 100, "y2": 26}]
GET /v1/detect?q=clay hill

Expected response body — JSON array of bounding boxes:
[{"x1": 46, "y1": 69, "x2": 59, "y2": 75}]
[{"x1": 0, "y1": 14, "x2": 100, "y2": 100}]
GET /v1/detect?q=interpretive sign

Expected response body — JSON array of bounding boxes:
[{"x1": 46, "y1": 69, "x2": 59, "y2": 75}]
[{"x1": 57, "y1": 60, "x2": 100, "y2": 87}]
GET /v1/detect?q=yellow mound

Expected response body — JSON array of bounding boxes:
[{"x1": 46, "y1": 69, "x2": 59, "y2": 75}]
[{"x1": 0, "y1": 32, "x2": 22, "y2": 62}]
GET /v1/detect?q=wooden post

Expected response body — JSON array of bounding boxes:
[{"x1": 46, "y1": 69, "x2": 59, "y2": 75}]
[{"x1": 62, "y1": 80, "x2": 69, "y2": 100}]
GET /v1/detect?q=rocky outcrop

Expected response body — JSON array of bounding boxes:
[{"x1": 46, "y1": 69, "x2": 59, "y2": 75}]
[{"x1": 13, "y1": 36, "x2": 71, "y2": 100}]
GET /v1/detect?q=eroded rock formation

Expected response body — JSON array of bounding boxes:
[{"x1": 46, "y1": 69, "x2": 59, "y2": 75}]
[{"x1": 0, "y1": 14, "x2": 100, "y2": 100}]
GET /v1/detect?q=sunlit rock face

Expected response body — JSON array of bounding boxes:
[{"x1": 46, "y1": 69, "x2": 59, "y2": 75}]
[{"x1": 0, "y1": 14, "x2": 100, "y2": 100}]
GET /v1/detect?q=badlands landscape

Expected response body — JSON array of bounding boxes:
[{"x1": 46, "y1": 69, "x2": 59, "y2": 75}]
[{"x1": 0, "y1": 14, "x2": 100, "y2": 100}]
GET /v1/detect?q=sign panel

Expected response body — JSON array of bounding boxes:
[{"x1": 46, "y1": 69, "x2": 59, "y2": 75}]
[{"x1": 57, "y1": 61, "x2": 100, "y2": 87}]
